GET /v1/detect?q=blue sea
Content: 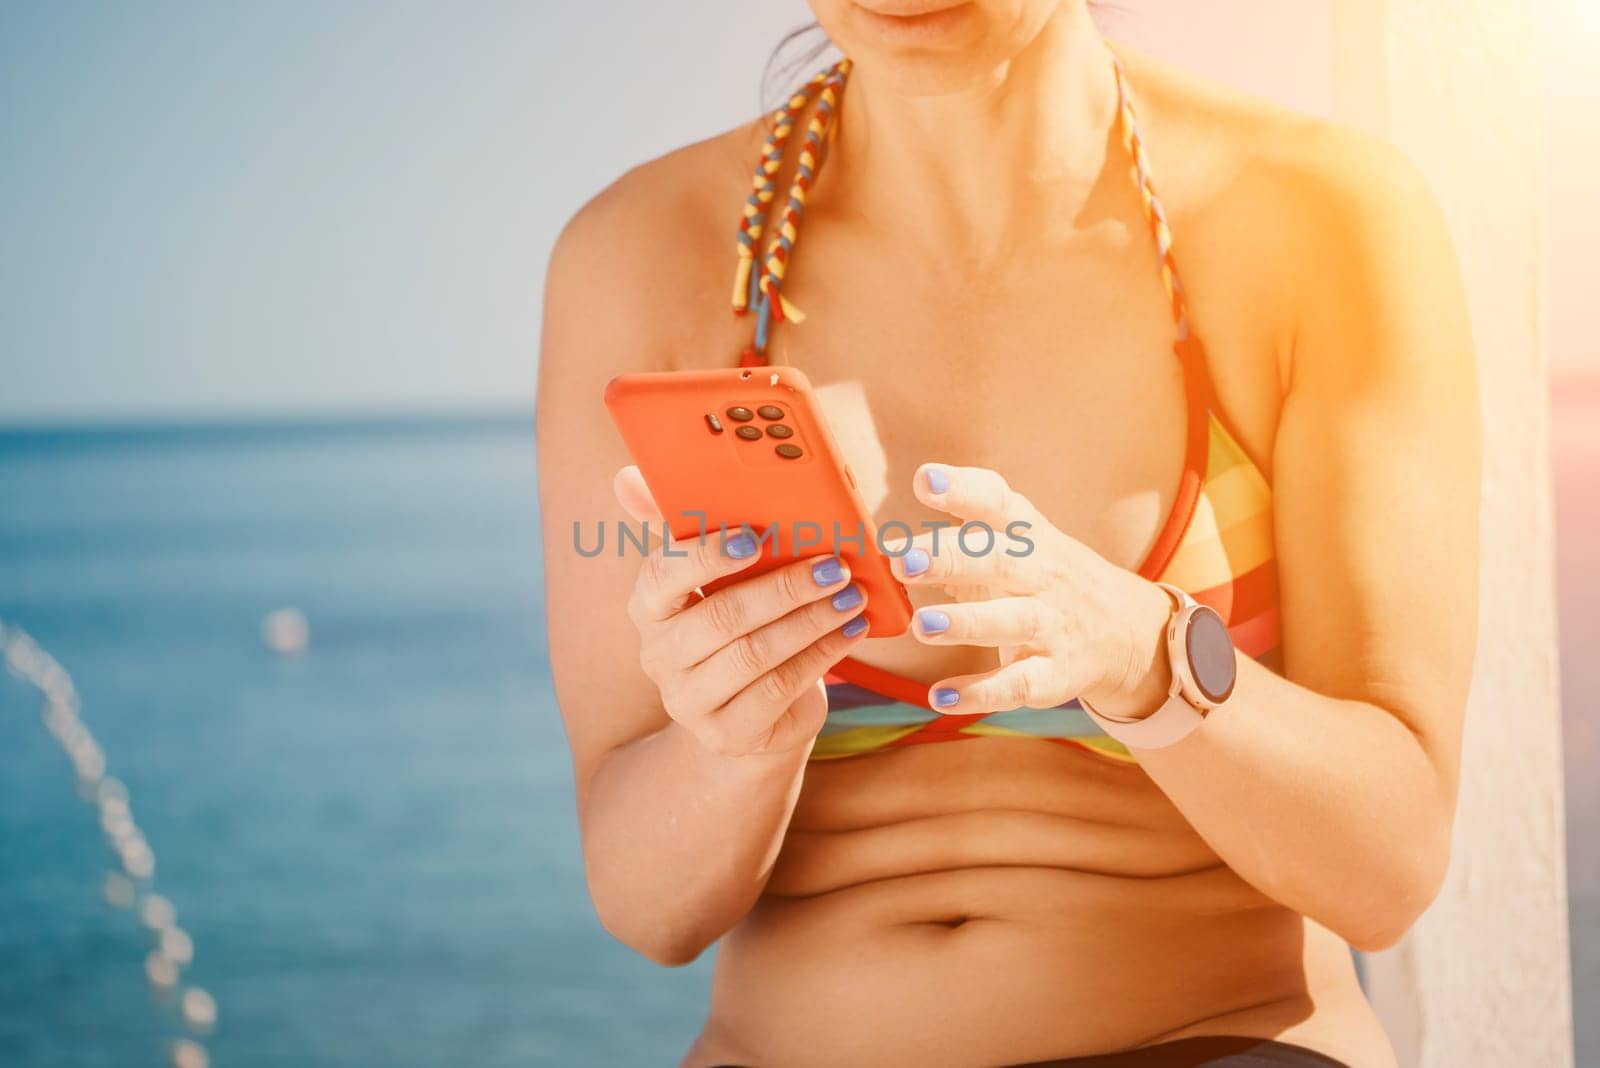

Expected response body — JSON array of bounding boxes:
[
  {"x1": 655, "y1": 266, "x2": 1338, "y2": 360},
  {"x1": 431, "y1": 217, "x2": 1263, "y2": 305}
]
[
  {"x1": 0, "y1": 409, "x2": 1593, "y2": 1066},
  {"x1": 0, "y1": 418, "x2": 711, "y2": 1067}
]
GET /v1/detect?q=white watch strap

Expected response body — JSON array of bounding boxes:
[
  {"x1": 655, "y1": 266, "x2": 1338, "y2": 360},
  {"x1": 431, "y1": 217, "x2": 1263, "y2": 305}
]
[
  {"x1": 1081, "y1": 690, "x2": 1206, "y2": 750},
  {"x1": 1079, "y1": 583, "x2": 1208, "y2": 751}
]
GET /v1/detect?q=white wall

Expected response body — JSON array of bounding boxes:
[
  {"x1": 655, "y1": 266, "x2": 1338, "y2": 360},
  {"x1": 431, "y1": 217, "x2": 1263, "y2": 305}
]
[{"x1": 1543, "y1": 0, "x2": 1600, "y2": 381}]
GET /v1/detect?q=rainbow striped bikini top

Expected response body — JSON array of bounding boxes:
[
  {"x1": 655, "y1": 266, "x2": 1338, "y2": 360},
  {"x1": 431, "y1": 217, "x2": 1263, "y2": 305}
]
[{"x1": 730, "y1": 57, "x2": 1279, "y2": 764}]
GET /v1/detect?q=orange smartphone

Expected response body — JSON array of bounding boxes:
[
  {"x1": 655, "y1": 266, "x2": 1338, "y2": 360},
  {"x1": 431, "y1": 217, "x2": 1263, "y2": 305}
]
[{"x1": 604, "y1": 366, "x2": 912, "y2": 637}]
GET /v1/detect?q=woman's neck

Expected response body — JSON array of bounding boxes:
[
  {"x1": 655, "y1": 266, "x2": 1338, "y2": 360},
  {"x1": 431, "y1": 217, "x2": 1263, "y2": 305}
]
[{"x1": 825, "y1": 3, "x2": 1117, "y2": 267}]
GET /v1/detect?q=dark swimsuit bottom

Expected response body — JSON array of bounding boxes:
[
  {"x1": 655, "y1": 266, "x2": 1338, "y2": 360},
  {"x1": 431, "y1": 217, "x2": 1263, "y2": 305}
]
[
  {"x1": 1009, "y1": 1035, "x2": 1350, "y2": 1066},
  {"x1": 715, "y1": 1035, "x2": 1348, "y2": 1068}
]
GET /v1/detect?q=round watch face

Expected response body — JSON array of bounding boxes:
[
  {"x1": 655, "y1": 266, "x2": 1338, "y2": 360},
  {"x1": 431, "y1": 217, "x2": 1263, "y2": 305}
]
[{"x1": 1184, "y1": 606, "x2": 1237, "y2": 704}]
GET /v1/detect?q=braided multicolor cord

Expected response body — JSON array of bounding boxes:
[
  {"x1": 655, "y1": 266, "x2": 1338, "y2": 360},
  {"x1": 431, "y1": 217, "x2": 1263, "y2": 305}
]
[
  {"x1": 733, "y1": 65, "x2": 839, "y2": 317},
  {"x1": 736, "y1": 59, "x2": 850, "y2": 365},
  {"x1": 733, "y1": 54, "x2": 1188, "y2": 362},
  {"x1": 758, "y1": 62, "x2": 849, "y2": 326},
  {"x1": 1111, "y1": 56, "x2": 1190, "y2": 341}
]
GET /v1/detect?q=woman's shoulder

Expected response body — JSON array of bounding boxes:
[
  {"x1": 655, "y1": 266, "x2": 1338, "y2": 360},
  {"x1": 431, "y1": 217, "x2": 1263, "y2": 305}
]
[
  {"x1": 1114, "y1": 42, "x2": 1436, "y2": 219},
  {"x1": 1115, "y1": 43, "x2": 1459, "y2": 380},
  {"x1": 549, "y1": 123, "x2": 764, "y2": 302},
  {"x1": 540, "y1": 121, "x2": 769, "y2": 380}
]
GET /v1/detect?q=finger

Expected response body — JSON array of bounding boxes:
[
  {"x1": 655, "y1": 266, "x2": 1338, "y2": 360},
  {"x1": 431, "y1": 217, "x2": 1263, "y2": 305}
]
[
  {"x1": 628, "y1": 525, "x2": 768, "y2": 624},
  {"x1": 711, "y1": 621, "x2": 870, "y2": 750},
  {"x1": 675, "y1": 556, "x2": 858, "y2": 667},
  {"x1": 677, "y1": 582, "x2": 869, "y2": 710},
  {"x1": 915, "y1": 463, "x2": 1041, "y2": 528},
  {"x1": 612, "y1": 465, "x2": 663, "y2": 524},
  {"x1": 926, "y1": 656, "x2": 1064, "y2": 715},
  {"x1": 889, "y1": 529, "x2": 1038, "y2": 592},
  {"x1": 911, "y1": 597, "x2": 1057, "y2": 648},
  {"x1": 761, "y1": 674, "x2": 832, "y2": 755}
]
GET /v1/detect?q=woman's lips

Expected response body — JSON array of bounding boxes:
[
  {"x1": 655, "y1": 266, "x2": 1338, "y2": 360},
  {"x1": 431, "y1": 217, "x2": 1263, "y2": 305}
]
[{"x1": 855, "y1": 0, "x2": 965, "y2": 13}]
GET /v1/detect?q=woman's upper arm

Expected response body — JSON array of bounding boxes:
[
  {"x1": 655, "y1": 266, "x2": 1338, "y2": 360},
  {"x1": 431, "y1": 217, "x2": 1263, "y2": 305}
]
[
  {"x1": 1271, "y1": 134, "x2": 1480, "y2": 787},
  {"x1": 536, "y1": 183, "x2": 673, "y2": 796}
]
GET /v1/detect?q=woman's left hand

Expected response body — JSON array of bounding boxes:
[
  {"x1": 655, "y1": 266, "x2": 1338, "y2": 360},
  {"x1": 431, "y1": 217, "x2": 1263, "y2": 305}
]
[{"x1": 892, "y1": 462, "x2": 1174, "y2": 716}]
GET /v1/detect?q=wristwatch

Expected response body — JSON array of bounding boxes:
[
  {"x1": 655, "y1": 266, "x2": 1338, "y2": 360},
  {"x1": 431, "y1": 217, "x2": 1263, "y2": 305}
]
[{"x1": 1079, "y1": 582, "x2": 1237, "y2": 750}]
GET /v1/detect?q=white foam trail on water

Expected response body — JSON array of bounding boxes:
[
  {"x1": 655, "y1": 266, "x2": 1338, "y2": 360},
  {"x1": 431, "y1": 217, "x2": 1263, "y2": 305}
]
[{"x1": 1, "y1": 621, "x2": 217, "y2": 1063}]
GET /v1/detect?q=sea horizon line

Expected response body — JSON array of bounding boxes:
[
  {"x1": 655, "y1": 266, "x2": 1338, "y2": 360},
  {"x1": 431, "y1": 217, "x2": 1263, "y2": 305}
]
[{"x1": 0, "y1": 405, "x2": 535, "y2": 453}]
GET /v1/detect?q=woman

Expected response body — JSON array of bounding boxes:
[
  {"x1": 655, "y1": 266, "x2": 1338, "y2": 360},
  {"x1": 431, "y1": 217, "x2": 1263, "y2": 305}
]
[{"x1": 537, "y1": 2, "x2": 1479, "y2": 1065}]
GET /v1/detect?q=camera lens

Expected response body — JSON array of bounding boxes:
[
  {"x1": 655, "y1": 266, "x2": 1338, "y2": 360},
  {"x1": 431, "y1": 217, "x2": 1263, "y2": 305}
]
[
  {"x1": 757, "y1": 405, "x2": 784, "y2": 420},
  {"x1": 766, "y1": 424, "x2": 793, "y2": 439},
  {"x1": 735, "y1": 426, "x2": 763, "y2": 441},
  {"x1": 775, "y1": 444, "x2": 802, "y2": 459},
  {"x1": 726, "y1": 406, "x2": 754, "y2": 422}
]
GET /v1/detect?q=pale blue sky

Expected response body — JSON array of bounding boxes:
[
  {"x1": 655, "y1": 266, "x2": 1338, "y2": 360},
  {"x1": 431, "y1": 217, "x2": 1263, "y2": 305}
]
[
  {"x1": 0, "y1": 1, "x2": 809, "y2": 422},
  {"x1": 1, "y1": 2, "x2": 1589, "y2": 423}
]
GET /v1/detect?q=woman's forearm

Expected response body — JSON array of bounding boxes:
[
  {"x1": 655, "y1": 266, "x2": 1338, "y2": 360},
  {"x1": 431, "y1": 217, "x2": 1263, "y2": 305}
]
[
  {"x1": 1154, "y1": 681, "x2": 1451, "y2": 950},
  {"x1": 578, "y1": 715, "x2": 810, "y2": 966},
  {"x1": 1121, "y1": 631, "x2": 1455, "y2": 949}
]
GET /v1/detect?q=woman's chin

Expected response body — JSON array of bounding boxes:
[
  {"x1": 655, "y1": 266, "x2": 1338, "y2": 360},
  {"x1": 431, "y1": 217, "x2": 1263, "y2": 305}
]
[
  {"x1": 849, "y1": 1, "x2": 979, "y2": 46},
  {"x1": 830, "y1": 1, "x2": 1034, "y2": 98},
  {"x1": 836, "y1": 38, "x2": 1002, "y2": 98}
]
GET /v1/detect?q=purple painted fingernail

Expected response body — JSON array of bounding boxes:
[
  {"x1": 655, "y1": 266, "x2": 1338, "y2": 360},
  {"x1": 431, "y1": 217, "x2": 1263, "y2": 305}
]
[
  {"x1": 933, "y1": 688, "x2": 960, "y2": 708},
  {"x1": 918, "y1": 608, "x2": 949, "y2": 635},
  {"x1": 725, "y1": 534, "x2": 757, "y2": 559},
  {"x1": 812, "y1": 558, "x2": 845, "y2": 586},
  {"x1": 831, "y1": 584, "x2": 863, "y2": 612},
  {"x1": 903, "y1": 548, "x2": 930, "y2": 576},
  {"x1": 842, "y1": 615, "x2": 869, "y2": 638},
  {"x1": 925, "y1": 467, "x2": 950, "y2": 494}
]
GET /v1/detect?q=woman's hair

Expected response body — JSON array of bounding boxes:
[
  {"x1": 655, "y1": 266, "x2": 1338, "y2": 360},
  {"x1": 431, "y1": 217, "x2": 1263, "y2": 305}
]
[{"x1": 761, "y1": 23, "x2": 835, "y2": 110}]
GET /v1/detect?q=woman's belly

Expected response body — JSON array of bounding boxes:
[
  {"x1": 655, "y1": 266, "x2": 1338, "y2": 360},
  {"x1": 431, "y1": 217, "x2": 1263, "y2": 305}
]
[{"x1": 690, "y1": 739, "x2": 1392, "y2": 1068}]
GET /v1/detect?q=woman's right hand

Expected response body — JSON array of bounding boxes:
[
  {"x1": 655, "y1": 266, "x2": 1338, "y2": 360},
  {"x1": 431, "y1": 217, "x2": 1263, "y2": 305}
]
[{"x1": 614, "y1": 466, "x2": 870, "y2": 759}]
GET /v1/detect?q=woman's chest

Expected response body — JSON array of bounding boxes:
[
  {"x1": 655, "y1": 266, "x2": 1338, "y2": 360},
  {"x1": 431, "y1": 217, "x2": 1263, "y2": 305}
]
[
  {"x1": 725, "y1": 216, "x2": 1269, "y2": 552},
  {"x1": 678, "y1": 200, "x2": 1287, "y2": 576},
  {"x1": 770, "y1": 281, "x2": 1197, "y2": 574}
]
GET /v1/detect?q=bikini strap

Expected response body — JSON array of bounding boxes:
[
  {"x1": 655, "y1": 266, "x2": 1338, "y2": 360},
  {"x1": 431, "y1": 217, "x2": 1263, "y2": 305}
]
[
  {"x1": 734, "y1": 59, "x2": 851, "y2": 366},
  {"x1": 1111, "y1": 58, "x2": 1190, "y2": 342},
  {"x1": 733, "y1": 65, "x2": 836, "y2": 316},
  {"x1": 731, "y1": 54, "x2": 1192, "y2": 359}
]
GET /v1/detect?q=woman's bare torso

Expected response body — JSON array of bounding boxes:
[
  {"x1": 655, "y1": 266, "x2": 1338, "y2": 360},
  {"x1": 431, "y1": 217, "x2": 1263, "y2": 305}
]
[
  {"x1": 703, "y1": 742, "x2": 1384, "y2": 1066},
  {"x1": 596, "y1": 50, "x2": 1394, "y2": 1068}
]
